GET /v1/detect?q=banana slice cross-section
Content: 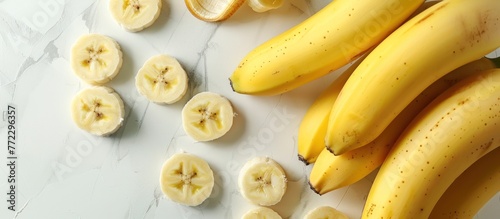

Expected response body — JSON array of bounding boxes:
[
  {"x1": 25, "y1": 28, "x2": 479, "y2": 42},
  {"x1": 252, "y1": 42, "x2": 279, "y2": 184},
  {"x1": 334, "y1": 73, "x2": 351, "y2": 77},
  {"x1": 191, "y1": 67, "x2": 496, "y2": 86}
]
[
  {"x1": 242, "y1": 207, "x2": 282, "y2": 219},
  {"x1": 71, "y1": 34, "x2": 123, "y2": 85},
  {"x1": 135, "y1": 54, "x2": 188, "y2": 104},
  {"x1": 70, "y1": 86, "x2": 125, "y2": 136},
  {"x1": 238, "y1": 157, "x2": 287, "y2": 206},
  {"x1": 109, "y1": 0, "x2": 162, "y2": 32},
  {"x1": 304, "y1": 206, "x2": 349, "y2": 219},
  {"x1": 181, "y1": 92, "x2": 234, "y2": 141},
  {"x1": 248, "y1": 0, "x2": 284, "y2": 12},
  {"x1": 159, "y1": 152, "x2": 214, "y2": 206}
]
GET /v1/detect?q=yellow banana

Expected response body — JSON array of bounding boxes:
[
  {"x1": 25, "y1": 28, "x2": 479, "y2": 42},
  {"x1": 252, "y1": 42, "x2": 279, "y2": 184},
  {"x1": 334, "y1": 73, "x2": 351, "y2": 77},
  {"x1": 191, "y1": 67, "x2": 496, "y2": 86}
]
[
  {"x1": 361, "y1": 68, "x2": 500, "y2": 219},
  {"x1": 308, "y1": 57, "x2": 497, "y2": 195},
  {"x1": 229, "y1": 0, "x2": 425, "y2": 95},
  {"x1": 297, "y1": 55, "x2": 366, "y2": 165},
  {"x1": 325, "y1": 0, "x2": 500, "y2": 155},
  {"x1": 296, "y1": 1, "x2": 441, "y2": 165},
  {"x1": 429, "y1": 147, "x2": 500, "y2": 219}
]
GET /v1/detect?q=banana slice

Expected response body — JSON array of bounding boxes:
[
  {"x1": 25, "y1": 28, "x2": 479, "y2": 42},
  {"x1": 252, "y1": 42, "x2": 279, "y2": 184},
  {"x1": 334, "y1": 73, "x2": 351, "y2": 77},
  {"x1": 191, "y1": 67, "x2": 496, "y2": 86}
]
[
  {"x1": 304, "y1": 206, "x2": 349, "y2": 219},
  {"x1": 242, "y1": 207, "x2": 282, "y2": 219},
  {"x1": 109, "y1": 0, "x2": 162, "y2": 32},
  {"x1": 248, "y1": 0, "x2": 284, "y2": 12},
  {"x1": 70, "y1": 86, "x2": 125, "y2": 136},
  {"x1": 181, "y1": 92, "x2": 234, "y2": 141},
  {"x1": 135, "y1": 54, "x2": 188, "y2": 104},
  {"x1": 238, "y1": 157, "x2": 287, "y2": 206},
  {"x1": 159, "y1": 152, "x2": 214, "y2": 206},
  {"x1": 70, "y1": 34, "x2": 123, "y2": 85}
]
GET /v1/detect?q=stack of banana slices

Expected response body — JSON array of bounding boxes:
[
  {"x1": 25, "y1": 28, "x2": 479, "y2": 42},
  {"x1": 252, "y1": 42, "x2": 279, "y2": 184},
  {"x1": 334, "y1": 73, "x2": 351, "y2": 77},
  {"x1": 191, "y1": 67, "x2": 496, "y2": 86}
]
[
  {"x1": 70, "y1": 33, "x2": 125, "y2": 136},
  {"x1": 70, "y1": 0, "x2": 167, "y2": 135}
]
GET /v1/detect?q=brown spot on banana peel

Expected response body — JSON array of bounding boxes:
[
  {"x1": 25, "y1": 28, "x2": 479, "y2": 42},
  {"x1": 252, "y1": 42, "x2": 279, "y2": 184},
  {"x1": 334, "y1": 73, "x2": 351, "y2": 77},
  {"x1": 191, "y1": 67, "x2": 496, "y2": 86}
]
[
  {"x1": 458, "y1": 10, "x2": 495, "y2": 52},
  {"x1": 414, "y1": 2, "x2": 449, "y2": 25}
]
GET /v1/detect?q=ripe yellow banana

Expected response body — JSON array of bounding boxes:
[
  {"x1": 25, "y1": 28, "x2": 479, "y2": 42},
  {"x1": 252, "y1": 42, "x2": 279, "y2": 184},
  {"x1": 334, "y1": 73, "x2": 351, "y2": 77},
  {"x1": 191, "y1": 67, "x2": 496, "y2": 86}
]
[
  {"x1": 429, "y1": 147, "x2": 500, "y2": 219},
  {"x1": 296, "y1": 0, "x2": 460, "y2": 165},
  {"x1": 361, "y1": 68, "x2": 500, "y2": 219},
  {"x1": 325, "y1": 0, "x2": 500, "y2": 155},
  {"x1": 308, "y1": 57, "x2": 497, "y2": 195},
  {"x1": 297, "y1": 55, "x2": 366, "y2": 165},
  {"x1": 229, "y1": 0, "x2": 425, "y2": 95}
]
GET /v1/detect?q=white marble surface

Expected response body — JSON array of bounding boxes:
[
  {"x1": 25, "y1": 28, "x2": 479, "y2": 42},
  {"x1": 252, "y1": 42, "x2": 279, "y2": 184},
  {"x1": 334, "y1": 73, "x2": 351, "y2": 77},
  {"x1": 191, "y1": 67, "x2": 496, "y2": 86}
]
[{"x1": 0, "y1": 0, "x2": 498, "y2": 218}]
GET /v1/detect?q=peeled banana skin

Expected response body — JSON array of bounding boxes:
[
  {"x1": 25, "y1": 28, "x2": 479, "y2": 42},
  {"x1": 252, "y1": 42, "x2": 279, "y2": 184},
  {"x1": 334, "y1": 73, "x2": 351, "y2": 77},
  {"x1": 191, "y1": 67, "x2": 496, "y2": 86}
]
[
  {"x1": 361, "y1": 68, "x2": 500, "y2": 219},
  {"x1": 325, "y1": 0, "x2": 500, "y2": 155},
  {"x1": 229, "y1": 0, "x2": 425, "y2": 95},
  {"x1": 429, "y1": 147, "x2": 500, "y2": 219},
  {"x1": 308, "y1": 56, "x2": 497, "y2": 195}
]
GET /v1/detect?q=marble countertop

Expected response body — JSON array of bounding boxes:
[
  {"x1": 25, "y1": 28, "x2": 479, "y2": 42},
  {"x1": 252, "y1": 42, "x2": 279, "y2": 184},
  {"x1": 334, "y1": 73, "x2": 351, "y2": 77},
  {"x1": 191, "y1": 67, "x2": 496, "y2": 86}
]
[{"x1": 0, "y1": 0, "x2": 498, "y2": 218}]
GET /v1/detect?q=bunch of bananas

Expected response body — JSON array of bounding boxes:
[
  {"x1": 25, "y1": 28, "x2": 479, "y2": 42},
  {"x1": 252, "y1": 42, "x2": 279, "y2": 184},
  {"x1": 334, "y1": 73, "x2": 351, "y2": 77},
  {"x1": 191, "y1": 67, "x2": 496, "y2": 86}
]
[{"x1": 228, "y1": 0, "x2": 500, "y2": 218}]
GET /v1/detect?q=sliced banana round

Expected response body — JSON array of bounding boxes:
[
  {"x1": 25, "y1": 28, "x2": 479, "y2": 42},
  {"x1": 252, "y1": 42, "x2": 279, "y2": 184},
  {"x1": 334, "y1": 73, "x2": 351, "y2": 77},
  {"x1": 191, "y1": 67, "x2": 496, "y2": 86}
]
[
  {"x1": 109, "y1": 0, "x2": 162, "y2": 32},
  {"x1": 242, "y1": 207, "x2": 282, "y2": 219},
  {"x1": 135, "y1": 54, "x2": 188, "y2": 104},
  {"x1": 238, "y1": 157, "x2": 287, "y2": 206},
  {"x1": 70, "y1": 86, "x2": 125, "y2": 136},
  {"x1": 181, "y1": 92, "x2": 234, "y2": 141},
  {"x1": 70, "y1": 34, "x2": 123, "y2": 85},
  {"x1": 159, "y1": 152, "x2": 214, "y2": 206},
  {"x1": 248, "y1": 0, "x2": 284, "y2": 13},
  {"x1": 304, "y1": 206, "x2": 349, "y2": 219}
]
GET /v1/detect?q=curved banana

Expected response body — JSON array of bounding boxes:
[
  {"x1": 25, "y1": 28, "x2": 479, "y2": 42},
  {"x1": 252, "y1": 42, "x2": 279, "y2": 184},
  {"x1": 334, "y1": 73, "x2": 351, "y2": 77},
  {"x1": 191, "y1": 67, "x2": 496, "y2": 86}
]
[
  {"x1": 308, "y1": 57, "x2": 497, "y2": 195},
  {"x1": 229, "y1": 0, "x2": 425, "y2": 95},
  {"x1": 361, "y1": 68, "x2": 500, "y2": 219},
  {"x1": 429, "y1": 147, "x2": 500, "y2": 219},
  {"x1": 296, "y1": 0, "x2": 461, "y2": 165},
  {"x1": 325, "y1": 0, "x2": 500, "y2": 155},
  {"x1": 297, "y1": 55, "x2": 366, "y2": 165}
]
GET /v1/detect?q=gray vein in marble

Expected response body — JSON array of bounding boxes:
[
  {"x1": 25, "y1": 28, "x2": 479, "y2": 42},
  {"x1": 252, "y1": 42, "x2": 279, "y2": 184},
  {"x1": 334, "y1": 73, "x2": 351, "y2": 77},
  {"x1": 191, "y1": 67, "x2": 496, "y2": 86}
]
[
  {"x1": 134, "y1": 100, "x2": 150, "y2": 132},
  {"x1": 143, "y1": 186, "x2": 162, "y2": 218},
  {"x1": 89, "y1": 164, "x2": 104, "y2": 200},
  {"x1": 260, "y1": 95, "x2": 284, "y2": 129},
  {"x1": 163, "y1": 10, "x2": 186, "y2": 52},
  {"x1": 81, "y1": 0, "x2": 98, "y2": 31},
  {"x1": 186, "y1": 23, "x2": 221, "y2": 96},
  {"x1": 1, "y1": 0, "x2": 94, "y2": 95},
  {"x1": 336, "y1": 185, "x2": 350, "y2": 209},
  {"x1": 13, "y1": 197, "x2": 31, "y2": 218},
  {"x1": 163, "y1": 133, "x2": 177, "y2": 157},
  {"x1": 14, "y1": 177, "x2": 51, "y2": 218},
  {"x1": 43, "y1": 39, "x2": 60, "y2": 62},
  {"x1": 123, "y1": 205, "x2": 132, "y2": 219}
]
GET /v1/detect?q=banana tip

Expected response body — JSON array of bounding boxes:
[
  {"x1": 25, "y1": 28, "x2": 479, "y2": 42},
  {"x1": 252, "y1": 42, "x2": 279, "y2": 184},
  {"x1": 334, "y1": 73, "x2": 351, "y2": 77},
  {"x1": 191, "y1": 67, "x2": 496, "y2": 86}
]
[
  {"x1": 228, "y1": 78, "x2": 236, "y2": 92},
  {"x1": 325, "y1": 145, "x2": 338, "y2": 156},
  {"x1": 308, "y1": 181, "x2": 322, "y2": 195},
  {"x1": 298, "y1": 154, "x2": 310, "y2": 165}
]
